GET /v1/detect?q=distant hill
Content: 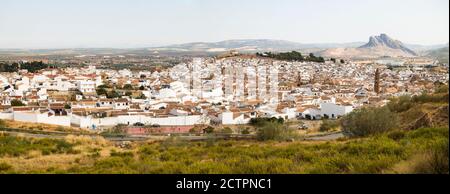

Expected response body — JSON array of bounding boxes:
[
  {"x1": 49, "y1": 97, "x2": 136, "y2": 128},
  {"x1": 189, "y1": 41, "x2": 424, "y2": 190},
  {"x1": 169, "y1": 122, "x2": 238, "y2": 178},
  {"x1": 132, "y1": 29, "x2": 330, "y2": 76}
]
[
  {"x1": 426, "y1": 45, "x2": 449, "y2": 63},
  {"x1": 149, "y1": 39, "x2": 365, "y2": 53},
  {"x1": 319, "y1": 34, "x2": 418, "y2": 58},
  {"x1": 0, "y1": 37, "x2": 446, "y2": 58}
]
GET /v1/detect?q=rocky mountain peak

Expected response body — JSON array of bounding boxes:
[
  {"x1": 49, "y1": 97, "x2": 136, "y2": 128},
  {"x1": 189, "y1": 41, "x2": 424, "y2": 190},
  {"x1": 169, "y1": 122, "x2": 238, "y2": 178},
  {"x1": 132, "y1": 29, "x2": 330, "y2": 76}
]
[{"x1": 360, "y1": 34, "x2": 417, "y2": 56}]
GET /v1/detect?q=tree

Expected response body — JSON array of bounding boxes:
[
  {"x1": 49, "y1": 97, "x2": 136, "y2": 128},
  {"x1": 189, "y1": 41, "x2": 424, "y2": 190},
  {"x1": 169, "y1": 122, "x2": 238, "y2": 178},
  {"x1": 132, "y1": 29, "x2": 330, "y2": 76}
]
[
  {"x1": 255, "y1": 121, "x2": 297, "y2": 141},
  {"x1": 340, "y1": 106, "x2": 398, "y2": 137},
  {"x1": 331, "y1": 58, "x2": 336, "y2": 63},
  {"x1": 97, "y1": 84, "x2": 110, "y2": 89},
  {"x1": 123, "y1": 84, "x2": 133, "y2": 90},
  {"x1": 107, "y1": 91, "x2": 121, "y2": 99},
  {"x1": 10, "y1": 99, "x2": 25, "y2": 106},
  {"x1": 277, "y1": 117, "x2": 285, "y2": 124},
  {"x1": 203, "y1": 126, "x2": 215, "y2": 134},
  {"x1": 136, "y1": 93, "x2": 147, "y2": 99},
  {"x1": 96, "y1": 88, "x2": 108, "y2": 96},
  {"x1": 64, "y1": 104, "x2": 71, "y2": 109}
]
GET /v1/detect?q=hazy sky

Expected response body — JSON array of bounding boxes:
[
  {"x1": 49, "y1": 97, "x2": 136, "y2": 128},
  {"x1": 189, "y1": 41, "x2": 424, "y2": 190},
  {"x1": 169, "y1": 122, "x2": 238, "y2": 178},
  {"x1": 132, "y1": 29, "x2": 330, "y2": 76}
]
[{"x1": 0, "y1": 0, "x2": 448, "y2": 48}]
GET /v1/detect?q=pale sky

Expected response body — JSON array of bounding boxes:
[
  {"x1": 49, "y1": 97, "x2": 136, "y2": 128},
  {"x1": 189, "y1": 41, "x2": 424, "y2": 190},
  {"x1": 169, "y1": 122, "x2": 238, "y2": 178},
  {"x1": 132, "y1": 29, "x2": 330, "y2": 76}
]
[{"x1": 0, "y1": 0, "x2": 448, "y2": 48}]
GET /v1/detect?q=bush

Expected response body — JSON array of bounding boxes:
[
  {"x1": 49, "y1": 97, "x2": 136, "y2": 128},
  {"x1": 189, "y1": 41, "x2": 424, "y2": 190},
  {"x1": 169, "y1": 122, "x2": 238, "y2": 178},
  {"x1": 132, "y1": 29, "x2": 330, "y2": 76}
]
[
  {"x1": 96, "y1": 88, "x2": 108, "y2": 96},
  {"x1": 250, "y1": 117, "x2": 284, "y2": 127},
  {"x1": 387, "y1": 130, "x2": 406, "y2": 141},
  {"x1": 10, "y1": 99, "x2": 25, "y2": 106},
  {"x1": 0, "y1": 162, "x2": 12, "y2": 172},
  {"x1": 413, "y1": 140, "x2": 449, "y2": 174},
  {"x1": 56, "y1": 126, "x2": 65, "y2": 131},
  {"x1": 123, "y1": 84, "x2": 133, "y2": 90},
  {"x1": 110, "y1": 150, "x2": 134, "y2": 157},
  {"x1": 0, "y1": 119, "x2": 5, "y2": 128},
  {"x1": 320, "y1": 120, "x2": 339, "y2": 132},
  {"x1": 203, "y1": 126, "x2": 214, "y2": 134},
  {"x1": 340, "y1": 106, "x2": 398, "y2": 137},
  {"x1": 241, "y1": 128, "x2": 250, "y2": 135},
  {"x1": 107, "y1": 91, "x2": 121, "y2": 99},
  {"x1": 221, "y1": 127, "x2": 233, "y2": 134},
  {"x1": 412, "y1": 92, "x2": 449, "y2": 104},
  {"x1": 434, "y1": 84, "x2": 449, "y2": 94},
  {"x1": 256, "y1": 121, "x2": 297, "y2": 141},
  {"x1": 97, "y1": 84, "x2": 110, "y2": 89},
  {"x1": 387, "y1": 95, "x2": 413, "y2": 113},
  {"x1": 0, "y1": 136, "x2": 76, "y2": 157}
]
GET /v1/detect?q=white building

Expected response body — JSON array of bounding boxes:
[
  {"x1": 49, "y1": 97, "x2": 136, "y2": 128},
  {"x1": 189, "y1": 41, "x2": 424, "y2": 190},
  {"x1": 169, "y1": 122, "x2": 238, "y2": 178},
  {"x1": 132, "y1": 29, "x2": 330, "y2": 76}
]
[{"x1": 78, "y1": 80, "x2": 96, "y2": 94}]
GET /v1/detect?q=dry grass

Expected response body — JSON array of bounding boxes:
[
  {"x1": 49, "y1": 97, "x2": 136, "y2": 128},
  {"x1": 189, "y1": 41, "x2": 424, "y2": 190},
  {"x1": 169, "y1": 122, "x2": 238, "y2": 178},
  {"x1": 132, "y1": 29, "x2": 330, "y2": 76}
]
[
  {"x1": 64, "y1": 135, "x2": 109, "y2": 146},
  {"x1": 3, "y1": 120, "x2": 88, "y2": 133},
  {"x1": 0, "y1": 139, "x2": 120, "y2": 173},
  {"x1": 0, "y1": 154, "x2": 82, "y2": 173}
]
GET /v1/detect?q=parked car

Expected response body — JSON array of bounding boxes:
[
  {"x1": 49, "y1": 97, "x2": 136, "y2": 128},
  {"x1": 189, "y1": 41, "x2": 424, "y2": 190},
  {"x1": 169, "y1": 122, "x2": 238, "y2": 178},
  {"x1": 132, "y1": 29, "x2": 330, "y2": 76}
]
[
  {"x1": 133, "y1": 122, "x2": 145, "y2": 127},
  {"x1": 298, "y1": 124, "x2": 308, "y2": 130}
]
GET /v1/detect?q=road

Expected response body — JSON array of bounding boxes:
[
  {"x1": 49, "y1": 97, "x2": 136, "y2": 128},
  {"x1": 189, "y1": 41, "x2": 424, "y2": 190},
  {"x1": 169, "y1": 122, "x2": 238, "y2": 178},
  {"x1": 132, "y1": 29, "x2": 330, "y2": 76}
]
[
  {"x1": 1, "y1": 128, "x2": 345, "y2": 142},
  {"x1": 304, "y1": 132, "x2": 345, "y2": 141},
  {"x1": 0, "y1": 130, "x2": 256, "y2": 142}
]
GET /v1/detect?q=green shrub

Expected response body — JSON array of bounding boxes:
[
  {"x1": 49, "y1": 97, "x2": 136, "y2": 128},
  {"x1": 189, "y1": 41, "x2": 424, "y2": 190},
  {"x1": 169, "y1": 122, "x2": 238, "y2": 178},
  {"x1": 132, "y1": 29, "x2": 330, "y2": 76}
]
[
  {"x1": 0, "y1": 162, "x2": 12, "y2": 172},
  {"x1": 387, "y1": 130, "x2": 406, "y2": 141},
  {"x1": 250, "y1": 117, "x2": 284, "y2": 127},
  {"x1": 0, "y1": 136, "x2": 75, "y2": 157},
  {"x1": 412, "y1": 92, "x2": 449, "y2": 104},
  {"x1": 341, "y1": 106, "x2": 398, "y2": 137},
  {"x1": 241, "y1": 128, "x2": 250, "y2": 135},
  {"x1": 0, "y1": 119, "x2": 5, "y2": 128},
  {"x1": 110, "y1": 150, "x2": 134, "y2": 157},
  {"x1": 56, "y1": 126, "x2": 65, "y2": 131},
  {"x1": 221, "y1": 127, "x2": 233, "y2": 134},
  {"x1": 387, "y1": 95, "x2": 413, "y2": 113},
  {"x1": 256, "y1": 121, "x2": 297, "y2": 141},
  {"x1": 413, "y1": 140, "x2": 449, "y2": 174},
  {"x1": 10, "y1": 99, "x2": 25, "y2": 106},
  {"x1": 123, "y1": 84, "x2": 133, "y2": 90},
  {"x1": 320, "y1": 120, "x2": 339, "y2": 132},
  {"x1": 434, "y1": 84, "x2": 449, "y2": 94},
  {"x1": 203, "y1": 126, "x2": 214, "y2": 134}
]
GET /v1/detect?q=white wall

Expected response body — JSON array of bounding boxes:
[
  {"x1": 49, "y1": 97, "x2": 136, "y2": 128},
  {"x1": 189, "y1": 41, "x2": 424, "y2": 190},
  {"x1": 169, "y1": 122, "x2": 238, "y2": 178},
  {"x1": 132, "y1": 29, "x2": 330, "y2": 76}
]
[
  {"x1": 219, "y1": 112, "x2": 251, "y2": 125},
  {"x1": 320, "y1": 103, "x2": 354, "y2": 118},
  {"x1": 72, "y1": 114, "x2": 208, "y2": 129},
  {"x1": 13, "y1": 112, "x2": 71, "y2": 127},
  {"x1": 0, "y1": 112, "x2": 13, "y2": 120}
]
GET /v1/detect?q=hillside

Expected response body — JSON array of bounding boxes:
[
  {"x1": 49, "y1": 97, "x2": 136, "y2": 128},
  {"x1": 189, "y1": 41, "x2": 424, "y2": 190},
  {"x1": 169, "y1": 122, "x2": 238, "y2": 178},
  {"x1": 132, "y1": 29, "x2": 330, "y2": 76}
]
[
  {"x1": 427, "y1": 46, "x2": 449, "y2": 63},
  {"x1": 149, "y1": 39, "x2": 366, "y2": 53}
]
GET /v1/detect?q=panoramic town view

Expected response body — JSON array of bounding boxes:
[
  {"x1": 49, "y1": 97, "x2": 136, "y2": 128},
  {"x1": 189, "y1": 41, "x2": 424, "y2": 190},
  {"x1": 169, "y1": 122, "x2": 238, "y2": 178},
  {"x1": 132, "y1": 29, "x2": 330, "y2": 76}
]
[{"x1": 0, "y1": 0, "x2": 448, "y2": 175}]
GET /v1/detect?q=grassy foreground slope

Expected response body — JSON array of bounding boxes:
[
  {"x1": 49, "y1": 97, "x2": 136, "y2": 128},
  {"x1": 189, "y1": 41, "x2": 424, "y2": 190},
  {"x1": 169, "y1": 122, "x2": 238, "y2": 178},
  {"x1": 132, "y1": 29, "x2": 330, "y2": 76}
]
[{"x1": 1, "y1": 127, "x2": 447, "y2": 174}]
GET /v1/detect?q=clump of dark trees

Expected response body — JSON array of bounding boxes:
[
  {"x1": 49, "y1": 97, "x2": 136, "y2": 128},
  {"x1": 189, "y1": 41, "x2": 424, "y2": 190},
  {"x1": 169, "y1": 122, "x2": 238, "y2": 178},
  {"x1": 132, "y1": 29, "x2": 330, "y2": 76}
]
[
  {"x1": 256, "y1": 51, "x2": 325, "y2": 63},
  {"x1": 0, "y1": 61, "x2": 50, "y2": 73}
]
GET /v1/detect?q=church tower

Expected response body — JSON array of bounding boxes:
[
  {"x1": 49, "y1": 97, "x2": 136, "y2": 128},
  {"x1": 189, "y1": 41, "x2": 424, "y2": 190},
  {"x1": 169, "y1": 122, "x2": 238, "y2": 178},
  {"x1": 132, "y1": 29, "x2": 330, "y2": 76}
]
[{"x1": 374, "y1": 68, "x2": 380, "y2": 94}]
